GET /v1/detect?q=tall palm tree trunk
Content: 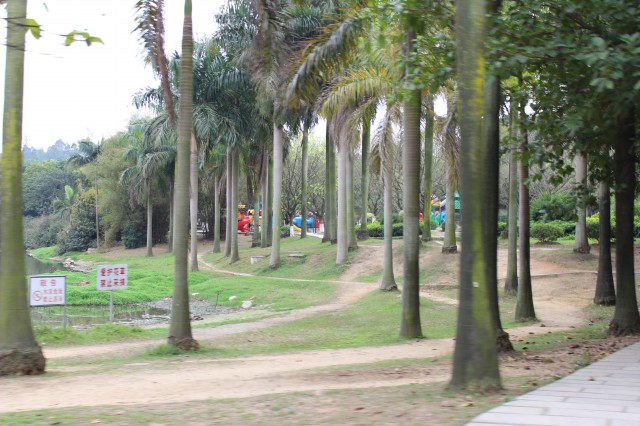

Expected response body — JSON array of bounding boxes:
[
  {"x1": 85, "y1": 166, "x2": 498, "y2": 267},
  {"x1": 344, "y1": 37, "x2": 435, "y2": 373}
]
[
  {"x1": 608, "y1": 107, "x2": 640, "y2": 335},
  {"x1": 442, "y1": 165, "x2": 458, "y2": 252},
  {"x1": 505, "y1": 99, "x2": 519, "y2": 295},
  {"x1": 224, "y1": 146, "x2": 232, "y2": 257},
  {"x1": 213, "y1": 176, "x2": 222, "y2": 253},
  {"x1": 347, "y1": 152, "x2": 358, "y2": 250},
  {"x1": 146, "y1": 193, "x2": 153, "y2": 257},
  {"x1": 230, "y1": 149, "x2": 240, "y2": 264},
  {"x1": 421, "y1": 94, "x2": 434, "y2": 242},
  {"x1": 573, "y1": 152, "x2": 590, "y2": 254},
  {"x1": 336, "y1": 143, "x2": 349, "y2": 265},
  {"x1": 168, "y1": 181, "x2": 174, "y2": 252},
  {"x1": 261, "y1": 149, "x2": 270, "y2": 248},
  {"x1": 515, "y1": 102, "x2": 536, "y2": 322},
  {"x1": 189, "y1": 134, "x2": 199, "y2": 271},
  {"x1": 594, "y1": 180, "x2": 615, "y2": 305},
  {"x1": 267, "y1": 155, "x2": 274, "y2": 244},
  {"x1": 269, "y1": 123, "x2": 284, "y2": 268},
  {"x1": 168, "y1": 0, "x2": 197, "y2": 350},
  {"x1": 399, "y1": 83, "x2": 423, "y2": 339},
  {"x1": 450, "y1": 0, "x2": 501, "y2": 389},
  {"x1": 301, "y1": 124, "x2": 309, "y2": 238},
  {"x1": 0, "y1": 0, "x2": 46, "y2": 375},
  {"x1": 359, "y1": 117, "x2": 371, "y2": 238},
  {"x1": 380, "y1": 142, "x2": 397, "y2": 291},
  {"x1": 323, "y1": 122, "x2": 336, "y2": 243}
]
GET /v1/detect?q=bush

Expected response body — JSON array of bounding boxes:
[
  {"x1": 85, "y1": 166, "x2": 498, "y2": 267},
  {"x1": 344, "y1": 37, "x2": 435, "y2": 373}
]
[
  {"x1": 367, "y1": 222, "x2": 384, "y2": 237},
  {"x1": 24, "y1": 214, "x2": 64, "y2": 249},
  {"x1": 121, "y1": 223, "x2": 145, "y2": 249},
  {"x1": 280, "y1": 225, "x2": 290, "y2": 238},
  {"x1": 56, "y1": 189, "x2": 97, "y2": 254},
  {"x1": 392, "y1": 222, "x2": 404, "y2": 237},
  {"x1": 497, "y1": 221, "x2": 507, "y2": 238},
  {"x1": 545, "y1": 220, "x2": 576, "y2": 236},
  {"x1": 530, "y1": 222, "x2": 564, "y2": 243},
  {"x1": 530, "y1": 192, "x2": 576, "y2": 222}
]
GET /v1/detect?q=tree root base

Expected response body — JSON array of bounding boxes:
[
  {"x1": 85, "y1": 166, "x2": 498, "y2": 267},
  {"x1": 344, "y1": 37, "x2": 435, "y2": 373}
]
[
  {"x1": 496, "y1": 329, "x2": 514, "y2": 353},
  {"x1": 169, "y1": 338, "x2": 200, "y2": 351},
  {"x1": 0, "y1": 347, "x2": 46, "y2": 376},
  {"x1": 441, "y1": 245, "x2": 458, "y2": 254},
  {"x1": 608, "y1": 320, "x2": 640, "y2": 337}
]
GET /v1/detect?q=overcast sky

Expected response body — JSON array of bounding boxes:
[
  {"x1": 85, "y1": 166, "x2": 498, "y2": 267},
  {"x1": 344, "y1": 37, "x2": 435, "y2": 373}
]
[{"x1": 0, "y1": 0, "x2": 225, "y2": 151}]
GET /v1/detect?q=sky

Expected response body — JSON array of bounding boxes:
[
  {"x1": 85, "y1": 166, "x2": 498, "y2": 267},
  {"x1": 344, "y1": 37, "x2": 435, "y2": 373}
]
[{"x1": 0, "y1": 0, "x2": 226, "y2": 151}]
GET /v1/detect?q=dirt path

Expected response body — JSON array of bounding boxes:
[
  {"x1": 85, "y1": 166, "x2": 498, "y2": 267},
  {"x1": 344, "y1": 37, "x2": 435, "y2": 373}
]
[{"x1": 0, "y1": 240, "x2": 608, "y2": 414}]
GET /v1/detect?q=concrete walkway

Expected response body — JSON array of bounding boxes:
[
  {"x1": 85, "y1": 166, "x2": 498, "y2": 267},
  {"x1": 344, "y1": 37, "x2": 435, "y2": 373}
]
[{"x1": 467, "y1": 341, "x2": 640, "y2": 426}]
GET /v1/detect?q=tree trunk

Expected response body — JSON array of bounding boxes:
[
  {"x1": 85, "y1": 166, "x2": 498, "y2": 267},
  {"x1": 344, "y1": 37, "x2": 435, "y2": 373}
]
[
  {"x1": 146, "y1": 193, "x2": 153, "y2": 257},
  {"x1": 223, "y1": 146, "x2": 232, "y2": 258},
  {"x1": 301, "y1": 123, "x2": 309, "y2": 238},
  {"x1": 213, "y1": 176, "x2": 221, "y2": 253},
  {"x1": 336, "y1": 142, "x2": 349, "y2": 265},
  {"x1": 251, "y1": 175, "x2": 260, "y2": 248},
  {"x1": 380, "y1": 140, "x2": 397, "y2": 291},
  {"x1": 515, "y1": 102, "x2": 536, "y2": 323},
  {"x1": 608, "y1": 107, "x2": 640, "y2": 336},
  {"x1": 399, "y1": 73, "x2": 423, "y2": 339},
  {"x1": 505, "y1": 98, "x2": 519, "y2": 295},
  {"x1": 450, "y1": 0, "x2": 502, "y2": 390},
  {"x1": 421, "y1": 94, "x2": 434, "y2": 242},
  {"x1": 323, "y1": 122, "x2": 336, "y2": 244},
  {"x1": 229, "y1": 149, "x2": 240, "y2": 264},
  {"x1": 267, "y1": 155, "x2": 274, "y2": 244},
  {"x1": 347, "y1": 152, "x2": 358, "y2": 250},
  {"x1": 359, "y1": 117, "x2": 371, "y2": 238},
  {"x1": 442, "y1": 164, "x2": 457, "y2": 253},
  {"x1": 573, "y1": 152, "x2": 590, "y2": 254},
  {"x1": 0, "y1": 0, "x2": 46, "y2": 375},
  {"x1": 261, "y1": 149, "x2": 270, "y2": 248},
  {"x1": 95, "y1": 168, "x2": 100, "y2": 251},
  {"x1": 189, "y1": 133, "x2": 199, "y2": 271},
  {"x1": 168, "y1": 180, "x2": 174, "y2": 252},
  {"x1": 168, "y1": 0, "x2": 197, "y2": 350},
  {"x1": 269, "y1": 122, "x2": 284, "y2": 268},
  {"x1": 594, "y1": 180, "x2": 615, "y2": 305}
]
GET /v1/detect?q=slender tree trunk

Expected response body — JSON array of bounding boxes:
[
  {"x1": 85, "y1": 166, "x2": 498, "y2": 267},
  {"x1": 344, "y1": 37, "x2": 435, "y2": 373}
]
[
  {"x1": 224, "y1": 146, "x2": 232, "y2": 258},
  {"x1": 189, "y1": 134, "x2": 199, "y2": 271},
  {"x1": 399, "y1": 73, "x2": 423, "y2": 339},
  {"x1": 329, "y1": 128, "x2": 338, "y2": 244},
  {"x1": 168, "y1": 0, "x2": 197, "y2": 350},
  {"x1": 422, "y1": 94, "x2": 434, "y2": 242},
  {"x1": 359, "y1": 117, "x2": 371, "y2": 238},
  {"x1": 229, "y1": 149, "x2": 240, "y2": 264},
  {"x1": 336, "y1": 142, "x2": 349, "y2": 265},
  {"x1": 168, "y1": 180, "x2": 174, "y2": 252},
  {"x1": 269, "y1": 122, "x2": 284, "y2": 268},
  {"x1": 301, "y1": 124, "x2": 309, "y2": 238},
  {"x1": 251, "y1": 175, "x2": 260, "y2": 248},
  {"x1": 608, "y1": 107, "x2": 640, "y2": 336},
  {"x1": 450, "y1": 0, "x2": 501, "y2": 390},
  {"x1": 323, "y1": 122, "x2": 336, "y2": 243},
  {"x1": 0, "y1": 0, "x2": 46, "y2": 375},
  {"x1": 347, "y1": 152, "x2": 358, "y2": 250},
  {"x1": 213, "y1": 176, "x2": 221, "y2": 253},
  {"x1": 515, "y1": 102, "x2": 536, "y2": 322},
  {"x1": 95, "y1": 168, "x2": 100, "y2": 251},
  {"x1": 380, "y1": 141, "x2": 397, "y2": 291},
  {"x1": 442, "y1": 165, "x2": 458, "y2": 253},
  {"x1": 505, "y1": 98, "x2": 519, "y2": 295},
  {"x1": 261, "y1": 149, "x2": 270, "y2": 248},
  {"x1": 573, "y1": 152, "x2": 590, "y2": 254},
  {"x1": 267, "y1": 155, "x2": 274, "y2": 244},
  {"x1": 146, "y1": 193, "x2": 153, "y2": 257},
  {"x1": 594, "y1": 180, "x2": 615, "y2": 305}
]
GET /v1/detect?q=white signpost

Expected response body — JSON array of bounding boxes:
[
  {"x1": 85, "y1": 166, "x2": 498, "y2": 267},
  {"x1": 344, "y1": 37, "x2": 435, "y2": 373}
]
[
  {"x1": 97, "y1": 264, "x2": 128, "y2": 322},
  {"x1": 29, "y1": 275, "x2": 67, "y2": 328}
]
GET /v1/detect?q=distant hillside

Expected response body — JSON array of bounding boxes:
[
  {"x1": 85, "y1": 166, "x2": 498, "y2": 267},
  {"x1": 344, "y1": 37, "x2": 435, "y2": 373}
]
[{"x1": 22, "y1": 140, "x2": 78, "y2": 163}]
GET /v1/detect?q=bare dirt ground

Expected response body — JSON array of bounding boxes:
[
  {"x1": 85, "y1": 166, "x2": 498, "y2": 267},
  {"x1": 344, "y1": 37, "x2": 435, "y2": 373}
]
[{"x1": 3, "y1": 237, "x2": 639, "y2": 425}]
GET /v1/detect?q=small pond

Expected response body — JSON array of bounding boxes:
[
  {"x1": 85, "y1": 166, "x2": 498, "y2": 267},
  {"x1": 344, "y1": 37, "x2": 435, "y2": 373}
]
[{"x1": 24, "y1": 254, "x2": 64, "y2": 276}]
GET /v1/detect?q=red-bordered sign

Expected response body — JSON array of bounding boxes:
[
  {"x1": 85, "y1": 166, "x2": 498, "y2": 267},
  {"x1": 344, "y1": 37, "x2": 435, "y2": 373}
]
[
  {"x1": 29, "y1": 275, "x2": 66, "y2": 307},
  {"x1": 96, "y1": 264, "x2": 128, "y2": 291}
]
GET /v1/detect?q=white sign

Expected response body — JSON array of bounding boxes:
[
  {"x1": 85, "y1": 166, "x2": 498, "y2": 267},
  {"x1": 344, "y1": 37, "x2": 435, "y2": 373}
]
[
  {"x1": 97, "y1": 264, "x2": 128, "y2": 290},
  {"x1": 29, "y1": 275, "x2": 66, "y2": 307}
]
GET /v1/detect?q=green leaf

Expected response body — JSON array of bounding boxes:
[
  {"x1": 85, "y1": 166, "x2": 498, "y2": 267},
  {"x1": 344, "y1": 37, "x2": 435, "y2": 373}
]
[{"x1": 24, "y1": 18, "x2": 41, "y2": 39}]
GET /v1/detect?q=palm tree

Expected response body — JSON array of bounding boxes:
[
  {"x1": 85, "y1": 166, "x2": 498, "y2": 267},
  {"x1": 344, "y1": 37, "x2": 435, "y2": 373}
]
[
  {"x1": 0, "y1": 0, "x2": 46, "y2": 375},
  {"x1": 450, "y1": 0, "x2": 501, "y2": 390},
  {"x1": 68, "y1": 138, "x2": 102, "y2": 250},
  {"x1": 52, "y1": 185, "x2": 76, "y2": 222},
  {"x1": 168, "y1": 0, "x2": 198, "y2": 351}
]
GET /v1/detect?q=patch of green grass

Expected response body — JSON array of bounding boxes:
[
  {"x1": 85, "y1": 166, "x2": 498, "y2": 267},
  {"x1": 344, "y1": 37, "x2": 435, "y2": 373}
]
[
  {"x1": 29, "y1": 246, "x2": 58, "y2": 262},
  {"x1": 35, "y1": 324, "x2": 164, "y2": 346}
]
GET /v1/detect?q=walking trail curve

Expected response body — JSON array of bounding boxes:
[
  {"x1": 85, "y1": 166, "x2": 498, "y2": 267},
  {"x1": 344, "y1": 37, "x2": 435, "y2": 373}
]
[{"x1": 0, "y1": 240, "x2": 613, "y2": 414}]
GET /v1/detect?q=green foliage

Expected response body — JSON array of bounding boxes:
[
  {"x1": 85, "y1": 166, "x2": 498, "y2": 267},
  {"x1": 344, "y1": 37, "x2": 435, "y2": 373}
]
[
  {"x1": 280, "y1": 225, "x2": 291, "y2": 238},
  {"x1": 22, "y1": 160, "x2": 82, "y2": 217},
  {"x1": 497, "y1": 221, "x2": 507, "y2": 237},
  {"x1": 23, "y1": 215, "x2": 64, "y2": 249},
  {"x1": 530, "y1": 222, "x2": 564, "y2": 243},
  {"x1": 56, "y1": 189, "x2": 97, "y2": 254},
  {"x1": 121, "y1": 222, "x2": 145, "y2": 249},
  {"x1": 530, "y1": 192, "x2": 576, "y2": 222},
  {"x1": 35, "y1": 323, "x2": 155, "y2": 346},
  {"x1": 367, "y1": 222, "x2": 384, "y2": 237},
  {"x1": 392, "y1": 222, "x2": 404, "y2": 237},
  {"x1": 545, "y1": 220, "x2": 576, "y2": 236}
]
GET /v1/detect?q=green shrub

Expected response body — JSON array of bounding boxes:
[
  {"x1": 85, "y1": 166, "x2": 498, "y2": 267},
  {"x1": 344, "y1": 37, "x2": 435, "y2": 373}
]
[
  {"x1": 531, "y1": 192, "x2": 576, "y2": 222},
  {"x1": 530, "y1": 222, "x2": 564, "y2": 243},
  {"x1": 392, "y1": 223, "x2": 404, "y2": 237},
  {"x1": 367, "y1": 223, "x2": 384, "y2": 237},
  {"x1": 545, "y1": 220, "x2": 576, "y2": 236},
  {"x1": 280, "y1": 225, "x2": 290, "y2": 238},
  {"x1": 24, "y1": 214, "x2": 64, "y2": 249},
  {"x1": 497, "y1": 221, "x2": 507, "y2": 238},
  {"x1": 122, "y1": 224, "x2": 145, "y2": 249},
  {"x1": 56, "y1": 189, "x2": 97, "y2": 254}
]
